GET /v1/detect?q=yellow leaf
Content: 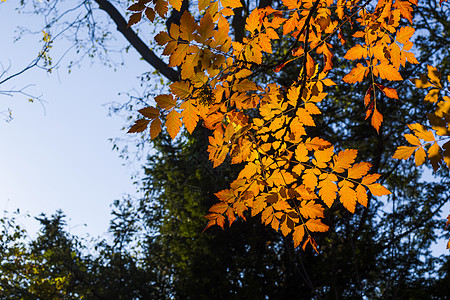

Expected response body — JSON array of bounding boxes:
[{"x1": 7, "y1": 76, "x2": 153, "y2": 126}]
[
  {"x1": 295, "y1": 144, "x2": 309, "y2": 163},
  {"x1": 332, "y1": 149, "x2": 358, "y2": 173},
  {"x1": 150, "y1": 118, "x2": 162, "y2": 139},
  {"x1": 220, "y1": 0, "x2": 243, "y2": 9},
  {"x1": 245, "y1": 9, "x2": 261, "y2": 34},
  {"x1": 302, "y1": 168, "x2": 319, "y2": 190},
  {"x1": 428, "y1": 142, "x2": 442, "y2": 171},
  {"x1": 198, "y1": 0, "x2": 209, "y2": 11},
  {"x1": 347, "y1": 162, "x2": 372, "y2": 179},
  {"x1": 427, "y1": 65, "x2": 442, "y2": 88},
  {"x1": 232, "y1": 79, "x2": 258, "y2": 92},
  {"x1": 168, "y1": 0, "x2": 182, "y2": 11},
  {"x1": 424, "y1": 89, "x2": 440, "y2": 103},
  {"x1": 304, "y1": 137, "x2": 332, "y2": 151},
  {"x1": 293, "y1": 225, "x2": 305, "y2": 248},
  {"x1": 238, "y1": 162, "x2": 259, "y2": 179},
  {"x1": 404, "y1": 133, "x2": 421, "y2": 146},
  {"x1": 166, "y1": 109, "x2": 182, "y2": 139},
  {"x1": 407, "y1": 123, "x2": 435, "y2": 141},
  {"x1": 414, "y1": 146, "x2": 427, "y2": 166},
  {"x1": 392, "y1": 146, "x2": 418, "y2": 160},
  {"x1": 305, "y1": 219, "x2": 329, "y2": 232},
  {"x1": 155, "y1": 0, "x2": 169, "y2": 18},
  {"x1": 169, "y1": 43, "x2": 189, "y2": 67},
  {"x1": 280, "y1": 218, "x2": 292, "y2": 236}
]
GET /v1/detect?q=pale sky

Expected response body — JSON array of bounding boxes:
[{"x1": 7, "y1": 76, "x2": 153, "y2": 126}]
[{"x1": 0, "y1": 1, "x2": 150, "y2": 238}]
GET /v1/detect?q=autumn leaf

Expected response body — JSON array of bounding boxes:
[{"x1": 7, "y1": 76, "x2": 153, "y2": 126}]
[
  {"x1": 128, "y1": 119, "x2": 150, "y2": 133},
  {"x1": 155, "y1": 94, "x2": 176, "y2": 110},
  {"x1": 367, "y1": 183, "x2": 391, "y2": 196},
  {"x1": 373, "y1": 62, "x2": 403, "y2": 81},
  {"x1": 347, "y1": 162, "x2": 372, "y2": 179},
  {"x1": 339, "y1": 180, "x2": 357, "y2": 213},
  {"x1": 166, "y1": 109, "x2": 182, "y2": 139},
  {"x1": 150, "y1": 118, "x2": 162, "y2": 139},
  {"x1": 392, "y1": 146, "x2": 417, "y2": 160},
  {"x1": 332, "y1": 149, "x2": 358, "y2": 173},
  {"x1": 180, "y1": 99, "x2": 199, "y2": 134},
  {"x1": 342, "y1": 63, "x2": 368, "y2": 84},
  {"x1": 138, "y1": 107, "x2": 159, "y2": 119},
  {"x1": 293, "y1": 225, "x2": 305, "y2": 248},
  {"x1": 305, "y1": 219, "x2": 329, "y2": 232},
  {"x1": 371, "y1": 108, "x2": 384, "y2": 133},
  {"x1": 300, "y1": 200, "x2": 324, "y2": 219}
]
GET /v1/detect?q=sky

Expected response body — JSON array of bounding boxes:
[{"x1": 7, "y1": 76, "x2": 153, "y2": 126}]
[{"x1": 0, "y1": 1, "x2": 151, "y2": 239}]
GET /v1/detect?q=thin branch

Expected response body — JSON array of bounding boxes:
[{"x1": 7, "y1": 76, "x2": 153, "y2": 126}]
[{"x1": 94, "y1": 0, "x2": 179, "y2": 82}]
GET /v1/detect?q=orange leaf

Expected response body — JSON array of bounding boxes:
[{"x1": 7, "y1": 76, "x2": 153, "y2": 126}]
[
  {"x1": 209, "y1": 202, "x2": 229, "y2": 214},
  {"x1": 150, "y1": 118, "x2": 162, "y2": 139},
  {"x1": 128, "y1": 119, "x2": 150, "y2": 133},
  {"x1": 348, "y1": 162, "x2": 372, "y2": 179},
  {"x1": 300, "y1": 200, "x2": 324, "y2": 219},
  {"x1": 367, "y1": 183, "x2": 391, "y2": 196},
  {"x1": 355, "y1": 184, "x2": 368, "y2": 207},
  {"x1": 361, "y1": 173, "x2": 381, "y2": 185},
  {"x1": 138, "y1": 107, "x2": 160, "y2": 119},
  {"x1": 312, "y1": 146, "x2": 334, "y2": 168},
  {"x1": 318, "y1": 176, "x2": 337, "y2": 208},
  {"x1": 414, "y1": 146, "x2": 426, "y2": 166},
  {"x1": 166, "y1": 109, "x2": 182, "y2": 139},
  {"x1": 344, "y1": 44, "x2": 367, "y2": 60},
  {"x1": 168, "y1": 0, "x2": 182, "y2": 11},
  {"x1": 293, "y1": 225, "x2": 305, "y2": 248},
  {"x1": 339, "y1": 180, "x2": 357, "y2": 213},
  {"x1": 376, "y1": 84, "x2": 399, "y2": 99},
  {"x1": 332, "y1": 149, "x2": 358, "y2": 173},
  {"x1": 371, "y1": 107, "x2": 383, "y2": 133},
  {"x1": 155, "y1": 94, "x2": 176, "y2": 110},
  {"x1": 395, "y1": 27, "x2": 415, "y2": 44},
  {"x1": 342, "y1": 63, "x2": 368, "y2": 84},
  {"x1": 305, "y1": 219, "x2": 329, "y2": 232},
  {"x1": 220, "y1": 0, "x2": 243, "y2": 9},
  {"x1": 170, "y1": 81, "x2": 193, "y2": 99},
  {"x1": 373, "y1": 62, "x2": 403, "y2": 81},
  {"x1": 392, "y1": 146, "x2": 418, "y2": 160},
  {"x1": 180, "y1": 99, "x2": 199, "y2": 134}
]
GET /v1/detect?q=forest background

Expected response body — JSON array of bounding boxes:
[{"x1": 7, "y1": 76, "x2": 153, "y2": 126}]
[{"x1": 0, "y1": 0, "x2": 450, "y2": 298}]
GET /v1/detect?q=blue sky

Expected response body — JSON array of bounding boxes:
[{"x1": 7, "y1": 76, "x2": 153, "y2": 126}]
[{"x1": 0, "y1": 1, "x2": 150, "y2": 238}]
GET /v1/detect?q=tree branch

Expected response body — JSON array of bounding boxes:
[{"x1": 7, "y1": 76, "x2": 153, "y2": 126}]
[{"x1": 94, "y1": 0, "x2": 179, "y2": 82}]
